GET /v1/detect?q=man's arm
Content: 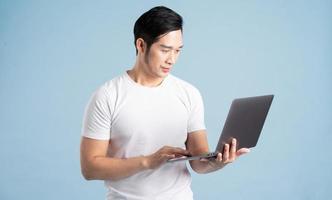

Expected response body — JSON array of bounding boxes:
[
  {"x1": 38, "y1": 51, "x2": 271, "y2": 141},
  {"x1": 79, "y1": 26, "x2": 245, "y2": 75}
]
[
  {"x1": 80, "y1": 137, "x2": 190, "y2": 181},
  {"x1": 186, "y1": 130, "x2": 249, "y2": 174}
]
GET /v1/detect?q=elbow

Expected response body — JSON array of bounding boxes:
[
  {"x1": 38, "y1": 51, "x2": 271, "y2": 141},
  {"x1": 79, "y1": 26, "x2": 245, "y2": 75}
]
[
  {"x1": 81, "y1": 164, "x2": 98, "y2": 180},
  {"x1": 81, "y1": 168, "x2": 93, "y2": 180},
  {"x1": 82, "y1": 171, "x2": 94, "y2": 180},
  {"x1": 80, "y1": 155, "x2": 101, "y2": 180}
]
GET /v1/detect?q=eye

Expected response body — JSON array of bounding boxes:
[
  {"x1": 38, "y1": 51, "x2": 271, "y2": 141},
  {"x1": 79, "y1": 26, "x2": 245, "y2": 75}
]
[{"x1": 161, "y1": 49, "x2": 170, "y2": 53}]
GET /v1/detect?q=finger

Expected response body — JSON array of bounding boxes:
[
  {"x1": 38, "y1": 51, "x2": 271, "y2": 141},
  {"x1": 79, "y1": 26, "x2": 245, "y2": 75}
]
[
  {"x1": 229, "y1": 138, "x2": 237, "y2": 161},
  {"x1": 171, "y1": 147, "x2": 191, "y2": 156},
  {"x1": 216, "y1": 152, "x2": 223, "y2": 162},
  {"x1": 163, "y1": 154, "x2": 175, "y2": 160},
  {"x1": 236, "y1": 148, "x2": 250, "y2": 156},
  {"x1": 223, "y1": 144, "x2": 229, "y2": 162},
  {"x1": 199, "y1": 158, "x2": 210, "y2": 162}
]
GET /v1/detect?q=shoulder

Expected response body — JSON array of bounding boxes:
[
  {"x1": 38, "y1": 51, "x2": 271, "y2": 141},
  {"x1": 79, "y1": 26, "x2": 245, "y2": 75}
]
[
  {"x1": 96, "y1": 73, "x2": 127, "y2": 95},
  {"x1": 167, "y1": 74, "x2": 202, "y2": 96},
  {"x1": 89, "y1": 73, "x2": 127, "y2": 104}
]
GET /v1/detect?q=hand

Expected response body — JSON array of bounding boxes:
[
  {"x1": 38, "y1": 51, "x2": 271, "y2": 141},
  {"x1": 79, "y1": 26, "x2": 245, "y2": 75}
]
[
  {"x1": 201, "y1": 138, "x2": 250, "y2": 168},
  {"x1": 144, "y1": 146, "x2": 190, "y2": 169}
]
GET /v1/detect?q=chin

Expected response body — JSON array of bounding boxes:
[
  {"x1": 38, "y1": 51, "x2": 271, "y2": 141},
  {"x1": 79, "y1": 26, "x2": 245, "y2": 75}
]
[{"x1": 158, "y1": 73, "x2": 169, "y2": 78}]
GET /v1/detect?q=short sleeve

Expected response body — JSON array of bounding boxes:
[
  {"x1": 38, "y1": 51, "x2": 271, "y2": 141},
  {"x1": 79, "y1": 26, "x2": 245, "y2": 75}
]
[
  {"x1": 187, "y1": 88, "x2": 206, "y2": 133},
  {"x1": 81, "y1": 85, "x2": 112, "y2": 140}
]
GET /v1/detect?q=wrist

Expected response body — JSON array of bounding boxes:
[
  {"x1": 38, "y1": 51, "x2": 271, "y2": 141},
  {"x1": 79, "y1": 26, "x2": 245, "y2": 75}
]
[
  {"x1": 141, "y1": 156, "x2": 150, "y2": 170},
  {"x1": 208, "y1": 160, "x2": 226, "y2": 170}
]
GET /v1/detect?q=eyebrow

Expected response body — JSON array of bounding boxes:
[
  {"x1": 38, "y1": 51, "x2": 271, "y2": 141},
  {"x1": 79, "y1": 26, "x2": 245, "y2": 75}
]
[{"x1": 159, "y1": 44, "x2": 184, "y2": 49}]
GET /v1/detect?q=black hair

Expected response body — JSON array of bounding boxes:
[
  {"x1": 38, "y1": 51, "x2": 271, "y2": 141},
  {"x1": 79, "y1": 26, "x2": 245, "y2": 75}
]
[{"x1": 133, "y1": 6, "x2": 183, "y2": 55}]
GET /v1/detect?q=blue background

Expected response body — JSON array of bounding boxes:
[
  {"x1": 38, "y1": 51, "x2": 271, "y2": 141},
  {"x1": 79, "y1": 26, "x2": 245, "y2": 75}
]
[{"x1": 1, "y1": 1, "x2": 331, "y2": 199}]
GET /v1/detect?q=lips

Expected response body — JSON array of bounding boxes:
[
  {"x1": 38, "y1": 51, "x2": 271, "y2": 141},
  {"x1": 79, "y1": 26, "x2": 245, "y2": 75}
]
[{"x1": 161, "y1": 67, "x2": 171, "y2": 73}]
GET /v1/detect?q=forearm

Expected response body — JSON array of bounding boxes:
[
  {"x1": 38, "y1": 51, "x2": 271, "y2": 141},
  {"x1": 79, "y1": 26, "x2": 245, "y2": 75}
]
[
  {"x1": 82, "y1": 155, "x2": 149, "y2": 181},
  {"x1": 81, "y1": 137, "x2": 190, "y2": 181}
]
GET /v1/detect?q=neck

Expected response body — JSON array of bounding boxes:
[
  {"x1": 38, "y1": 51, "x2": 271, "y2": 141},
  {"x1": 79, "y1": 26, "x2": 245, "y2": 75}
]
[{"x1": 128, "y1": 64, "x2": 164, "y2": 87}]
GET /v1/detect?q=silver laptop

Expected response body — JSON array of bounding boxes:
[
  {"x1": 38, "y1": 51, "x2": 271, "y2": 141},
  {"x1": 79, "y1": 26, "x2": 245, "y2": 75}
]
[{"x1": 168, "y1": 95, "x2": 274, "y2": 162}]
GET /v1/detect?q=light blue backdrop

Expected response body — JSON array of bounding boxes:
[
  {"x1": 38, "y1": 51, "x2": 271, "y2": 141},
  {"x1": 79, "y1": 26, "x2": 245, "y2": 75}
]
[{"x1": 1, "y1": 1, "x2": 331, "y2": 199}]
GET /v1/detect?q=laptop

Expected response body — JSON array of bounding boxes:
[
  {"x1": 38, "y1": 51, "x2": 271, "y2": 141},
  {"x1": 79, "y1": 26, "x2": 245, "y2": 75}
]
[{"x1": 167, "y1": 94, "x2": 274, "y2": 162}]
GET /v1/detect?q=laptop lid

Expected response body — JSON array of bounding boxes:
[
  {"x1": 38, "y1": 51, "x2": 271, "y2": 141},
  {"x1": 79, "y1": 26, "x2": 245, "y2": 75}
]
[
  {"x1": 167, "y1": 94, "x2": 274, "y2": 163},
  {"x1": 215, "y1": 94, "x2": 274, "y2": 151}
]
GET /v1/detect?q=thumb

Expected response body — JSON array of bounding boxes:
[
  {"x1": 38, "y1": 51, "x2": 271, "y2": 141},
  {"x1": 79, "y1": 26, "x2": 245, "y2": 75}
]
[
  {"x1": 236, "y1": 148, "x2": 250, "y2": 156},
  {"x1": 164, "y1": 154, "x2": 175, "y2": 159}
]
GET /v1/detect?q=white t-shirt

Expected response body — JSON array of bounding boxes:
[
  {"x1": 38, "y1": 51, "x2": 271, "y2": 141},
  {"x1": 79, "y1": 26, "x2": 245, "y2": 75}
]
[{"x1": 82, "y1": 72, "x2": 206, "y2": 200}]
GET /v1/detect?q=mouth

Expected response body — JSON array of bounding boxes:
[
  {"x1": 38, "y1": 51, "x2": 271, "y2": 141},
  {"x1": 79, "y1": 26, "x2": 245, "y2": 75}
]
[{"x1": 161, "y1": 67, "x2": 171, "y2": 73}]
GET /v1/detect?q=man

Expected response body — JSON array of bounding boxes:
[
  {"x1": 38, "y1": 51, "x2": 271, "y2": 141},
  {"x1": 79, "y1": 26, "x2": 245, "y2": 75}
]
[{"x1": 80, "y1": 6, "x2": 249, "y2": 200}]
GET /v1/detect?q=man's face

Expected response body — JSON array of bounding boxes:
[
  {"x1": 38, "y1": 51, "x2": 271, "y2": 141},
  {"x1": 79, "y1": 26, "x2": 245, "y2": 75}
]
[{"x1": 142, "y1": 30, "x2": 183, "y2": 79}]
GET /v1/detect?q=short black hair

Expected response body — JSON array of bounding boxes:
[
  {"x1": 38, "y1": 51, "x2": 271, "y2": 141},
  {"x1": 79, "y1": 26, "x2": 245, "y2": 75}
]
[{"x1": 133, "y1": 6, "x2": 183, "y2": 54}]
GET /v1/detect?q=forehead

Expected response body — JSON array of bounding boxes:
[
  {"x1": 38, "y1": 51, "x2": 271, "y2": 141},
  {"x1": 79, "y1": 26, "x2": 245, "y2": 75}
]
[{"x1": 153, "y1": 30, "x2": 183, "y2": 48}]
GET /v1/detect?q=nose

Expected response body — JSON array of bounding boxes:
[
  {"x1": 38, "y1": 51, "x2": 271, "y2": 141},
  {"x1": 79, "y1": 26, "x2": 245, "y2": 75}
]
[{"x1": 166, "y1": 51, "x2": 176, "y2": 65}]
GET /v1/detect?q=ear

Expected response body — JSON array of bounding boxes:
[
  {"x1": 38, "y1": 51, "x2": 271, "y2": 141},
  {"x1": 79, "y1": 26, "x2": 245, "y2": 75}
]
[{"x1": 136, "y1": 38, "x2": 146, "y2": 54}]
